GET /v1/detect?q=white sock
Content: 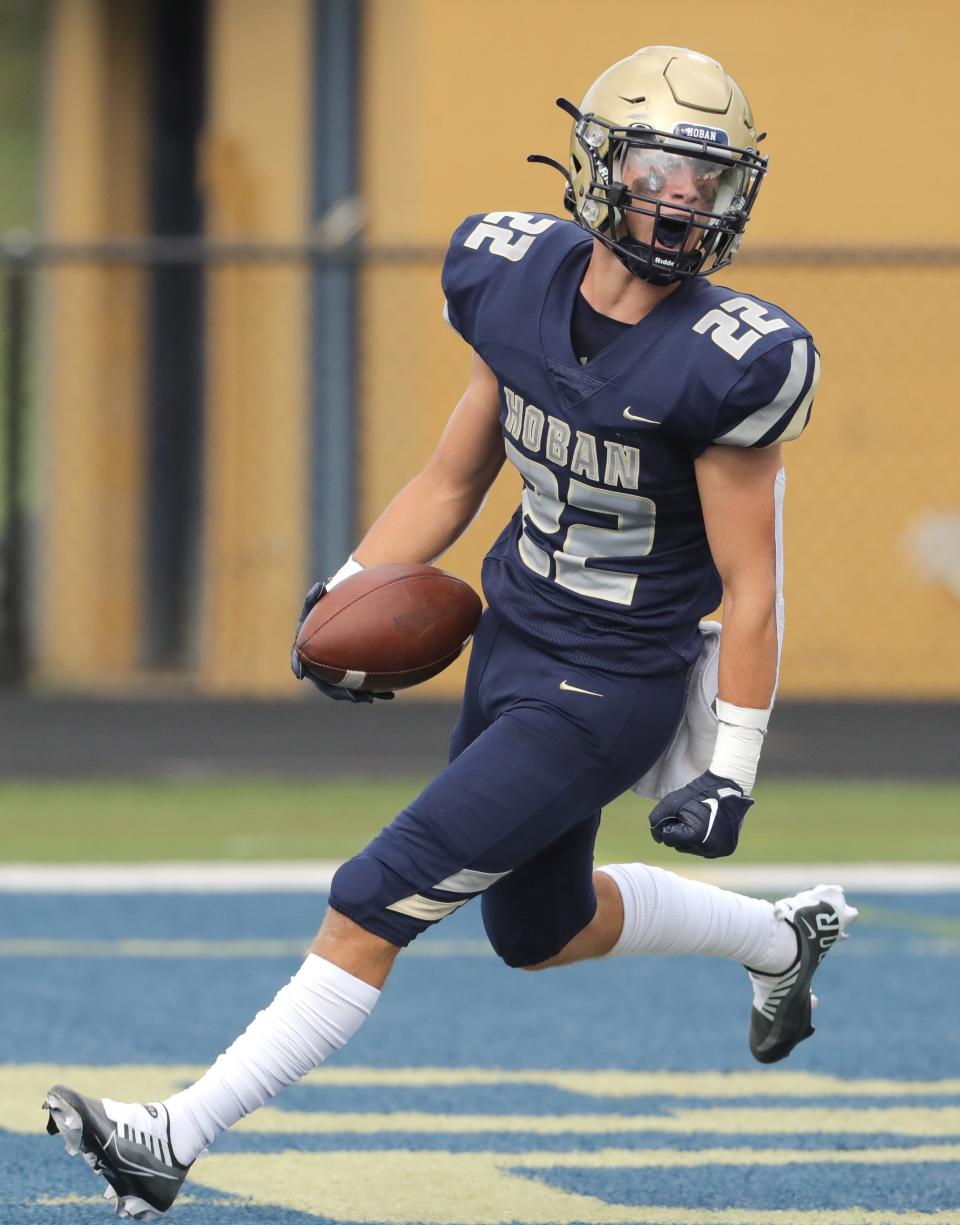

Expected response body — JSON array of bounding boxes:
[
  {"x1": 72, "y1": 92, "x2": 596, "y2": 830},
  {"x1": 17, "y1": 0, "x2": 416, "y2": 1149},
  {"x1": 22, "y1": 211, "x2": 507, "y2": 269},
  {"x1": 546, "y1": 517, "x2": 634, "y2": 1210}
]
[
  {"x1": 599, "y1": 863, "x2": 798, "y2": 972},
  {"x1": 164, "y1": 954, "x2": 380, "y2": 1163}
]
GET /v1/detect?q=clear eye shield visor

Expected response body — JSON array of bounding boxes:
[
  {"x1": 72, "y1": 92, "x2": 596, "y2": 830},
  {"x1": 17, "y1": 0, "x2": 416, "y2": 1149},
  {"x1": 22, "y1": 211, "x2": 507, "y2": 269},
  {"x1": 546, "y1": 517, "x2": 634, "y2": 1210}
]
[
  {"x1": 575, "y1": 117, "x2": 767, "y2": 281},
  {"x1": 616, "y1": 144, "x2": 749, "y2": 250}
]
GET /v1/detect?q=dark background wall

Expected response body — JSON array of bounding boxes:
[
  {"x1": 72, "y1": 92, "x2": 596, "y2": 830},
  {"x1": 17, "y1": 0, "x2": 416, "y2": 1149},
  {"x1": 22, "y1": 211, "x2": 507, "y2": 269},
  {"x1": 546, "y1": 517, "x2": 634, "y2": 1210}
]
[{"x1": 2, "y1": 696, "x2": 956, "y2": 780}]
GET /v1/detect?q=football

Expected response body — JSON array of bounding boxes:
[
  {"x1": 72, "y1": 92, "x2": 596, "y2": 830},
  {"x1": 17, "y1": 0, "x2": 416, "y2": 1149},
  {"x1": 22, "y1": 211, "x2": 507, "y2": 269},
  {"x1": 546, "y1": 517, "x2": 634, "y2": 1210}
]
[{"x1": 295, "y1": 562, "x2": 483, "y2": 692}]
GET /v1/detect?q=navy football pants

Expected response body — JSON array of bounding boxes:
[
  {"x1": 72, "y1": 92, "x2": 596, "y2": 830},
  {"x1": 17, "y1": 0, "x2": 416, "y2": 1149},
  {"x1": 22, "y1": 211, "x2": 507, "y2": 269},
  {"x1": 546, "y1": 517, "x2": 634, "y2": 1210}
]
[{"x1": 329, "y1": 610, "x2": 687, "y2": 966}]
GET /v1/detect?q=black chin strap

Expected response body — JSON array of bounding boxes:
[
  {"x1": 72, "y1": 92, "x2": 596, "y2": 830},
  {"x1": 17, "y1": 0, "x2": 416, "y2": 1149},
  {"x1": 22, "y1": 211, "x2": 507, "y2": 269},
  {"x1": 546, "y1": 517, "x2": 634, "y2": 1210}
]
[
  {"x1": 527, "y1": 106, "x2": 707, "y2": 284},
  {"x1": 608, "y1": 235, "x2": 702, "y2": 286}
]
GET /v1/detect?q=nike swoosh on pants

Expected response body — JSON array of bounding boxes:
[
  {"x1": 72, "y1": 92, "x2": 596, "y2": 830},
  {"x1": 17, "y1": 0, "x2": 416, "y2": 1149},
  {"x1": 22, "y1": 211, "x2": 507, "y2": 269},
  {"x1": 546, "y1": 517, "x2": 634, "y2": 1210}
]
[{"x1": 558, "y1": 680, "x2": 604, "y2": 698}]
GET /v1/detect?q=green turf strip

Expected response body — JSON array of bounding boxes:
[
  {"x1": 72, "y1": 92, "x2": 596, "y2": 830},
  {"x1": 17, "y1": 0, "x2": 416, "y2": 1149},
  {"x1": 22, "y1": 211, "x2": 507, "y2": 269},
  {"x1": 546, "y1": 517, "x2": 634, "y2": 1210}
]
[{"x1": 0, "y1": 778, "x2": 956, "y2": 864}]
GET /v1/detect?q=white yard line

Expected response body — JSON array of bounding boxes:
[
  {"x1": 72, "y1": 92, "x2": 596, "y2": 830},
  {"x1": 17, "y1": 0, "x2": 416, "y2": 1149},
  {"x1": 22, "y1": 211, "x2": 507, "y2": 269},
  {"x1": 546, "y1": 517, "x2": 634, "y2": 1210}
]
[
  {"x1": 0, "y1": 861, "x2": 959, "y2": 893},
  {"x1": 691, "y1": 864, "x2": 960, "y2": 893},
  {"x1": 0, "y1": 861, "x2": 341, "y2": 892}
]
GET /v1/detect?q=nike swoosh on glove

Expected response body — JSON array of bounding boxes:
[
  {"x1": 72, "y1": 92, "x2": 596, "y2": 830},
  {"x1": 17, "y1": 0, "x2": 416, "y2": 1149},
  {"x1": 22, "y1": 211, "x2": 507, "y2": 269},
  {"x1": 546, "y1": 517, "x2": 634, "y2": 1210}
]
[
  {"x1": 290, "y1": 581, "x2": 394, "y2": 703},
  {"x1": 648, "y1": 770, "x2": 753, "y2": 859}
]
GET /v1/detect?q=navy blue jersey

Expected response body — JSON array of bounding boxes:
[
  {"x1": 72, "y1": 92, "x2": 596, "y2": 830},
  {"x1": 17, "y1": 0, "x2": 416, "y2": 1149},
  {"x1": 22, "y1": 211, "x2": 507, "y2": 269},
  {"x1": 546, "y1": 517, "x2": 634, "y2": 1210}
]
[{"x1": 441, "y1": 210, "x2": 819, "y2": 675}]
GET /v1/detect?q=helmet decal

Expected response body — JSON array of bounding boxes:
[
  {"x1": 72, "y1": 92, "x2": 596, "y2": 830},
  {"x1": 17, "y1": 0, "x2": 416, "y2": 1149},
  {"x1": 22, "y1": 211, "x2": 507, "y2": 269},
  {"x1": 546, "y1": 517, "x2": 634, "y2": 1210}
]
[{"x1": 674, "y1": 122, "x2": 730, "y2": 145}]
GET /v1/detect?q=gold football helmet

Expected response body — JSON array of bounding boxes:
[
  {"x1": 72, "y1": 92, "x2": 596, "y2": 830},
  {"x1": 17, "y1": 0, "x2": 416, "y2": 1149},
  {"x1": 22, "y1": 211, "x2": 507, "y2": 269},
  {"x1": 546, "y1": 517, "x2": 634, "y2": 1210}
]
[{"x1": 532, "y1": 46, "x2": 767, "y2": 284}]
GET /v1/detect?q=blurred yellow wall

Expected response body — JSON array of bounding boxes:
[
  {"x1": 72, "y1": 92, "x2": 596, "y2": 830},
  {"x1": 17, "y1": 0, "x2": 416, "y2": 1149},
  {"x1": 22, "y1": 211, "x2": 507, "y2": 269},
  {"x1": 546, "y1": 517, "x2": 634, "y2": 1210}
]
[
  {"x1": 362, "y1": 0, "x2": 960, "y2": 246},
  {"x1": 360, "y1": 0, "x2": 960, "y2": 698},
  {"x1": 40, "y1": 0, "x2": 313, "y2": 694},
  {"x1": 42, "y1": 0, "x2": 148, "y2": 684},
  {"x1": 38, "y1": 0, "x2": 960, "y2": 698},
  {"x1": 198, "y1": 0, "x2": 311, "y2": 693}
]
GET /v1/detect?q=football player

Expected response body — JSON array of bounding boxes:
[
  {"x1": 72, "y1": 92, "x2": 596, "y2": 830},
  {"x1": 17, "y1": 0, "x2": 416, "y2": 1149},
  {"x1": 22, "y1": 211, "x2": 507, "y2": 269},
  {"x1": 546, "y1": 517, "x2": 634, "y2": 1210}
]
[{"x1": 45, "y1": 46, "x2": 856, "y2": 1219}]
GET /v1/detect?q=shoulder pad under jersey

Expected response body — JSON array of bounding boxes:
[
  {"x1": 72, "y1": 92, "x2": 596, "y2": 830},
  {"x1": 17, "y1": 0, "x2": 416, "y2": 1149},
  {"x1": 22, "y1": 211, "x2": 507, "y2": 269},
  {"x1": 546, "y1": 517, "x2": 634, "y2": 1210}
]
[
  {"x1": 441, "y1": 210, "x2": 585, "y2": 348},
  {"x1": 712, "y1": 333, "x2": 820, "y2": 448},
  {"x1": 687, "y1": 285, "x2": 819, "y2": 449}
]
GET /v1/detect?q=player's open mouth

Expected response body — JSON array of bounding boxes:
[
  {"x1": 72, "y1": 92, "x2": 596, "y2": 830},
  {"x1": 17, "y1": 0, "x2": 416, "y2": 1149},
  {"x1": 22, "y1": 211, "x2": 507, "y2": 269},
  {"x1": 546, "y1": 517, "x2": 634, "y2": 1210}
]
[{"x1": 653, "y1": 216, "x2": 688, "y2": 249}]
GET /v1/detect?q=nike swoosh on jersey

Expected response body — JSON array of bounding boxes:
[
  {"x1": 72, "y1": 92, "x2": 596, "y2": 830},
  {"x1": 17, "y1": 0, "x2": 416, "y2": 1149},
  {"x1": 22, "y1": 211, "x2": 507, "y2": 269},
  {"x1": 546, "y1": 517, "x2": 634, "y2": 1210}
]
[
  {"x1": 558, "y1": 680, "x2": 604, "y2": 697},
  {"x1": 622, "y1": 406, "x2": 661, "y2": 424}
]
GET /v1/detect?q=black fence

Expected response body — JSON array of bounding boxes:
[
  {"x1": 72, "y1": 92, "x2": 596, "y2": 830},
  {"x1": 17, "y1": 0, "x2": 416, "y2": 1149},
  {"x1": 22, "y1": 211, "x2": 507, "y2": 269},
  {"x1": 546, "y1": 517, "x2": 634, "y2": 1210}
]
[{"x1": 2, "y1": 236, "x2": 960, "y2": 699}]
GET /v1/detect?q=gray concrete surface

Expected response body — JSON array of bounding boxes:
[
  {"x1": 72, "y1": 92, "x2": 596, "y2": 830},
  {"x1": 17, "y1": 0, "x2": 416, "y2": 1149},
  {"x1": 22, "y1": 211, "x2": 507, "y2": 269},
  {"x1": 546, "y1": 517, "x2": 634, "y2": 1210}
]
[{"x1": 0, "y1": 694, "x2": 957, "y2": 780}]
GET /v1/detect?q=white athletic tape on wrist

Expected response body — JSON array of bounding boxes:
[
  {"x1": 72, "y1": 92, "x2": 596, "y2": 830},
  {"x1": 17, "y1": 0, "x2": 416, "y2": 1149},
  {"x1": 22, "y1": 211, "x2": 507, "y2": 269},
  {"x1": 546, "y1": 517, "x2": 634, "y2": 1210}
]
[
  {"x1": 715, "y1": 699, "x2": 770, "y2": 733},
  {"x1": 710, "y1": 719, "x2": 764, "y2": 795},
  {"x1": 326, "y1": 555, "x2": 364, "y2": 590}
]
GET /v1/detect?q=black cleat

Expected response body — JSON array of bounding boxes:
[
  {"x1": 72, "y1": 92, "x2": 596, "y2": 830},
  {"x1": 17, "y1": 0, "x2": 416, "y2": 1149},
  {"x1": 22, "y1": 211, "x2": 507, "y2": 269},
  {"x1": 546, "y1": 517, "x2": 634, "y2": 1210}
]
[
  {"x1": 44, "y1": 1085, "x2": 190, "y2": 1220},
  {"x1": 747, "y1": 884, "x2": 858, "y2": 1064}
]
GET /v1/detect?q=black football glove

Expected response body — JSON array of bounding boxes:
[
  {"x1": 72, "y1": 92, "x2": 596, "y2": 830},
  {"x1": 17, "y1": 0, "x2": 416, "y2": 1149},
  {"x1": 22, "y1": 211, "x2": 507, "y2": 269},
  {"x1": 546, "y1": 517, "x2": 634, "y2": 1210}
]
[
  {"x1": 290, "y1": 581, "x2": 394, "y2": 703},
  {"x1": 648, "y1": 770, "x2": 753, "y2": 859}
]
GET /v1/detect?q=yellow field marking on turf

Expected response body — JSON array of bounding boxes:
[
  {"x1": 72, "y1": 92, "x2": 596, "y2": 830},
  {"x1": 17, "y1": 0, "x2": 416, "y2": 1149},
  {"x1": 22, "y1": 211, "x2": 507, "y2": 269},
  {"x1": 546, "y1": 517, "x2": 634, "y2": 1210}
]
[
  {"x1": 28, "y1": 1145, "x2": 960, "y2": 1224},
  {"x1": 855, "y1": 904, "x2": 960, "y2": 938},
  {"x1": 7, "y1": 1064, "x2": 960, "y2": 1135},
  {"x1": 32, "y1": 1196, "x2": 113, "y2": 1209},
  {"x1": 512, "y1": 1144, "x2": 960, "y2": 1167},
  {"x1": 234, "y1": 1105, "x2": 960, "y2": 1136},
  {"x1": 20, "y1": 1064, "x2": 960, "y2": 1223},
  {"x1": 4, "y1": 933, "x2": 956, "y2": 959},
  {"x1": 292, "y1": 1066, "x2": 960, "y2": 1100},
  {"x1": 0, "y1": 937, "x2": 492, "y2": 958},
  {"x1": 188, "y1": 1150, "x2": 960, "y2": 1224},
  {"x1": 32, "y1": 1193, "x2": 238, "y2": 1209},
  {"x1": 0, "y1": 938, "x2": 312, "y2": 958}
]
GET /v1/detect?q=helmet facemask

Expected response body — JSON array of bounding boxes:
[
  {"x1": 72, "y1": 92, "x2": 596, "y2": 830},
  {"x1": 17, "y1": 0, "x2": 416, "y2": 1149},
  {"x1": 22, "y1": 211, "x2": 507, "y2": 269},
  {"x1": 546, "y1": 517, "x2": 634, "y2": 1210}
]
[{"x1": 566, "y1": 113, "x2": 767, "y2": 284}]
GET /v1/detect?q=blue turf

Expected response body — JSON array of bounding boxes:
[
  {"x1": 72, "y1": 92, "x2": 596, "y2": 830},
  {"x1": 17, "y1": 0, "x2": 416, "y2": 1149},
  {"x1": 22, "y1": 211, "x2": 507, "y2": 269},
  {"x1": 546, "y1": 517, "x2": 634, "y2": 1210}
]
[
  {"x1": 208, "y1": 1130, "x2": 960, "y2": 1155},
  {"x1": 527, "y1": 1160, "x2": 960, "y2": 1212},
  {"x1": 2, "y1": 1132, "x2": 335, "y2": 1225},
  {"x1": 2, "y1": 891, "x2": 958, "y2": 1074},
  {"x1": 4, "y1": 890, "x2": 959, "y2": 1222}
]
